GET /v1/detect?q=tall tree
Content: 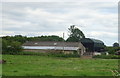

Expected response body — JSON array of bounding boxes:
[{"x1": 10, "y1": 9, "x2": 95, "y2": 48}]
[{"x1": 66, "y1": 25, "x2": 85, "y2": 42}]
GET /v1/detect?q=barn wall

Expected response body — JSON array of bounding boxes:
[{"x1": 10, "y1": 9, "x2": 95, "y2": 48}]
[
  {"x1": 24, "y1": 49, "x2": 52, "y2": 53},
  {"x1": 23, "y1": 49, "x2": 74, "y2": 54},
  {"x1": 78, "y1": 43, "x2": 86, "y2": 55}
]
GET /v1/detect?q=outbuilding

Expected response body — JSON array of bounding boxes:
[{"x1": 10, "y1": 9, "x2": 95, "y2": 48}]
[
  {"x1": 22, "y1": 41, "x2": 86, "y2": 55},
  {"x1": 80, "y1": 38, "x2": 105, "y2": 55}
]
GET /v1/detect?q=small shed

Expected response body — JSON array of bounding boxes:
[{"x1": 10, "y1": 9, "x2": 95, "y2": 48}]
[
  {"x1": 80, "y1": 38, "x2": 105, "y2": 53},
  {"x1": 22, "y1": 41, "x2": 86, "y2": 55}
]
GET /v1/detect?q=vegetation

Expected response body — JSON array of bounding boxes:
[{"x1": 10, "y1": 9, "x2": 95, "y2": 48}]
[
  {"x1": 2, "y1": 35, "x2": 27, "y2": 44},
  {"x1": 2, "y1": 35, "x2": 64, "y2": 43},
  {"x1": 66, "y1": 25, "x2": 85, "y2": 42},
  {"x1": 93, "y1": 55, "x2": 120, "y2": 59},
  {"x1": 2, "y1": 35, "x2": 64, "y2": 54},
  {"x1": 2, "y1": 55, "x2": 119, "y2": 76},
  {"x1": 16, "y1": 51, "x2": 80, "y2": 58},
  {"x1": 2, "y1": 39, "x2": 23, "y2": 54},
  {"x1": 105, "y1": 47, "x2": 120, "y2": 54}
]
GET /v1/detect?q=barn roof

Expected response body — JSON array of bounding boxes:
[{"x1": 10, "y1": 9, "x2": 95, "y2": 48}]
[
  {"x1": 23, "y1": 41, "x2": 82, "y2": 47},
  {"x1": 80, "y1": 38, "x2": 105, "y2": 48},
  {"x1": 90, "y1": 38, "x2": 104, "y2": 44},
  {"x1": 80, "y1": 38, "x2": 104, "y2": 44},
  {"x1": 22, "y1": 46, "x2": 79, "y2": 51},
  {"x1": 23, "y1": 41, "x2": 84, "y2": 51}
]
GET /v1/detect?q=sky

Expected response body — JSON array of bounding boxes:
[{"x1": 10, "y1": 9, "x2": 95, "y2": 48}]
[{"x1": 0, "y1": 0, "x2": 119, "y2": 46}]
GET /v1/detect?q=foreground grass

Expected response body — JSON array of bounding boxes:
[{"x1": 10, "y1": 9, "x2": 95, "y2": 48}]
[{"x1": 2, "y1": 55, "x2": 119, "y2": 76}]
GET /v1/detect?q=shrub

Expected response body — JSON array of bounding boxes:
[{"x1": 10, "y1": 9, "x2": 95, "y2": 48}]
[
  {"x1": 105, "y1": 47, "x2": 120, "y2": 54},
  {"x1": 2, "y1": 39, "x2": 23, "y2": 54},
  {"x1": 18, "y1": 51, "x2": 80, "y2": 58},
  {"x1": 93, "y1": 55, "x2": 120, "y2": 59}
]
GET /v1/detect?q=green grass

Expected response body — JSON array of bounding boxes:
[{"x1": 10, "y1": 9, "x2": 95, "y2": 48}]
[
  {"x1": 2, "y1": 55, "x2": 119, "y2": 76},
  {"x1": 93, "y1": 55, "x2": 120, "y2": 59}
]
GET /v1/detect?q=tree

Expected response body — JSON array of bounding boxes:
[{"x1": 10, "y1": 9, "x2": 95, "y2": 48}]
[
  {"x1": 113, "y1": 42, "x2": 119, "y2": 47},
  {"x1": 13, "y1": 35, "x2": 27, "y2": 43},
  {"x1": 66, "y1": 25, "x2": 85, "y2": 42},
  {"x1": 105, "y1": 46, "x2": 120, "y2": 54},
  {"x1": 2, "y1": 39, "x2": 23, "y2": 54},
  {"x1": 27, "y1": 35, "x2": 64, "y2": 41},
  {"x1": 2, "y1": 35, "x2": 27, "y2": 44}
]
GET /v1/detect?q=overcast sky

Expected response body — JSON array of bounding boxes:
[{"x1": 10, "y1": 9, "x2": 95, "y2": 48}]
[{"x1": 1, "y1": 0, "x2": 119, "y2": 46}]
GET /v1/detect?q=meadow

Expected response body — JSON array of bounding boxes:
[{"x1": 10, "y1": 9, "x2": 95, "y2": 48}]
[{"x1": 2, "y1": 54, "x2": 119, "y2": 76}]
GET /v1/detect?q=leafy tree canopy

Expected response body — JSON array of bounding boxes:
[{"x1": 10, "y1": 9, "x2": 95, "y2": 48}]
[
  {"x1": 2, "y1": 39, "x2": 23, "y2": 54},
  {"x1": 2, "y1": 35, "x2": 64, "y2": 43},
  {"x1": 66, "y1": 25, "x2": 85, "y2": 42}
]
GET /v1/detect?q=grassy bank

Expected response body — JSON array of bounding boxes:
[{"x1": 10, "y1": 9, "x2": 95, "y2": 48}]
[{"x1": 2, "y1": 55, "x2": 119, "y2": 76}]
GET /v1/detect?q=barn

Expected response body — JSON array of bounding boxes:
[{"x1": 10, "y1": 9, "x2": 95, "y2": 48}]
[
  {"x1": 80, "y1": 38, "x2": 105, "y2": 55},
  {"x1": 22, "y1": 41, "x2": 86, "y2": 55}
]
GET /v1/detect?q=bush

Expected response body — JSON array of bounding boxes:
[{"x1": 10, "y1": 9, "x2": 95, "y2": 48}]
[
  {"x1": 2, "y1": 39, "x2": 23, "y2": 54},
  {"x1": 17, "y1": 51, "x2": 80, "y2": 58},
  {"x1": 105, "y1": 47, "x2": 120, "y2": 54},
  {"x1": 93, "y1": 55, "x2": 120, "y2": 59}
]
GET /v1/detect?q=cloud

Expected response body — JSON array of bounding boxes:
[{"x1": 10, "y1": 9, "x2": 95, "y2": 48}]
[
  {"x1": 1, "y1": 0, "x2": 119, "y2": 2},
  {"x1": 1, "y1": 2, "x2": 118, "y2": 46}
]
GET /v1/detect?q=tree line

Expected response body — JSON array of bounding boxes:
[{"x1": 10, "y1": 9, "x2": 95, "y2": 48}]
[
  {"x1": 2, "y1": 35, "x2": 64, "y2": 44},
  {"x1": 2, "y1": 25, "x2": 85, "y2": 54},
  {"x1": 2, "y1": 25, "x2": 119, "y2": 55}
]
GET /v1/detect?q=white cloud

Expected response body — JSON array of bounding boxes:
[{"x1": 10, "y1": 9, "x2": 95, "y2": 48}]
[
  {"x1": 88, "y1": 31, "x2": 117, "y2": 37},
  {"x1": 1, "y1": 0, "x2": 119, "y2": 2},
  {"x1": 1, "y1": 2, "x2": 118, "y2": 46}
]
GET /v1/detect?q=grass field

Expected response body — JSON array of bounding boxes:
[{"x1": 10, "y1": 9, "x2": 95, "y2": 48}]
[{"x1": 2, "y1": 55, "x2": 119, "y2": 76}]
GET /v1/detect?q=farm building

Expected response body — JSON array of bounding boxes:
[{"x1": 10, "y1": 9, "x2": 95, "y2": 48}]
[
  {"x1": 22, "y1": 38, "x2": 105, "y2": 56},
  {"x1": 22, "y1": 41, "x2": 86, "y2": 55},
  {"x1": 80, "y1": 38, "x2": 105, "y2": 55}
]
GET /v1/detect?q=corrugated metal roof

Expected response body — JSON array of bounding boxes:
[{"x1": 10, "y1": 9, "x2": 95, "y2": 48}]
[
  {"x1": 23, "y1": 41, "x2": 82, "y2": 47},
  {"x1": 22, "y1": 46, "x2": 79, "y2": 51},
  {"x1": 81, "y1": 38, "x2": 104, "y2": 44},
  {"x1": 89, "y1": 38, "x2": 104, "y2": 44}
]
